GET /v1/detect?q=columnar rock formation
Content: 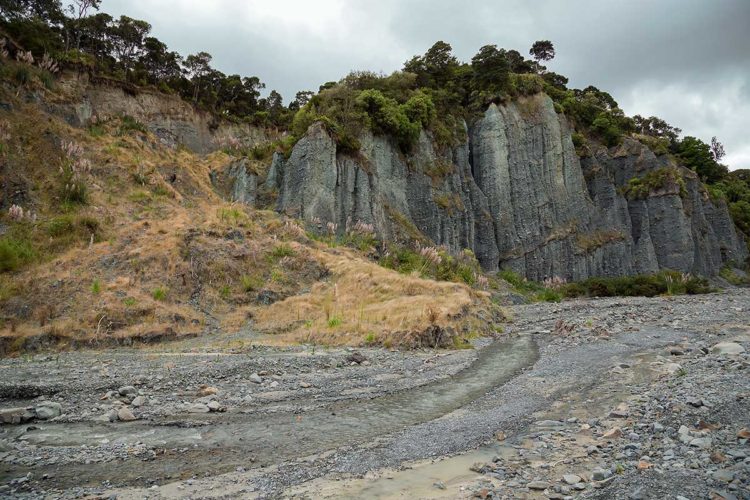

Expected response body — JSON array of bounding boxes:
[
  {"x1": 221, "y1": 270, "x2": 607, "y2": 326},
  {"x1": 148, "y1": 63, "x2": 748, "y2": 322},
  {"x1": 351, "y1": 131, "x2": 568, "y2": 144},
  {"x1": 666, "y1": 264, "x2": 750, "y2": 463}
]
[{"x1": 268, "y1": 94, "x2": 747, "y2": 280}]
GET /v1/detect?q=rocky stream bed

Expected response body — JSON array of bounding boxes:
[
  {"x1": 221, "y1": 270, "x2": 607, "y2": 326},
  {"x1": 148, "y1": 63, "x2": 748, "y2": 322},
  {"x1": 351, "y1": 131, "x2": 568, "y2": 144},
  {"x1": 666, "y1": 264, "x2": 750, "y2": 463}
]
[{"x1": 0, "y1": 290, "x2": 748, "y2": 499}]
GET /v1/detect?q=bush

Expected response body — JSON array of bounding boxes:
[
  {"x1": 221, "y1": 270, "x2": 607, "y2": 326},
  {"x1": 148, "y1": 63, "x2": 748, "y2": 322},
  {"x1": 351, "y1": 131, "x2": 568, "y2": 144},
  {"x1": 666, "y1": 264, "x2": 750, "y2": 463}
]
[
  {"x1": 152, "y1": 287, "x2": 168, "y2": 301},
  {"x1": 0, "y1": 237, "x2": 35, "y2": 272},
  {"x1": 560, "y1": 271, "x2": 711, "y2": 298}
]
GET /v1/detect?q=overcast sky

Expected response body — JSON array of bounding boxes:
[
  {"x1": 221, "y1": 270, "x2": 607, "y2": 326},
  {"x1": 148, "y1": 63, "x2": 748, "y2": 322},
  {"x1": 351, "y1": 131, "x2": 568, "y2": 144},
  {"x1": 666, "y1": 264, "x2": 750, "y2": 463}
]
[{"x1": 100, "y1": 0, "x2": 750, "y2": 169}]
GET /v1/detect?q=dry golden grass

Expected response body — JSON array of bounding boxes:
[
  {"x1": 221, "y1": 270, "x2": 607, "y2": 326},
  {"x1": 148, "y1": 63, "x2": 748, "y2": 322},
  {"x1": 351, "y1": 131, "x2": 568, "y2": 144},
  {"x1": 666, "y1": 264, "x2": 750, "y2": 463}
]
[
  {"x1": 0, "y1": 86, "x2": 500, "y2": 354},
  {"x1": 252, "y1": 246, "x2": 495, "y2": 348}
]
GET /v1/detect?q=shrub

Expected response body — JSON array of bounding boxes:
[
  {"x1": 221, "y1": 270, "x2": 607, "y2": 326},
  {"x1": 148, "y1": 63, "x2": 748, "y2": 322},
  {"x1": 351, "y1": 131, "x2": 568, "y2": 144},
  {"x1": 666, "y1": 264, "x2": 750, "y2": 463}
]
[
  {"x1": 241, "y1": 274, "x2": 264, "y2": 292},
  {"x1": 91, "y1": 279, "x2": 102, "y2": 294},
  {"x1": 622, "y1": 167, "x2": 687, "y2": 200},
  {"x1": 560, "y1": 271, "x2": 711, "y2": 298},
  {"x1": 0, "y1": 237, "x2": 35, "y2": 272},
  {"x1": 118, "y1": 115, "x2": 148, "y2": 135}
]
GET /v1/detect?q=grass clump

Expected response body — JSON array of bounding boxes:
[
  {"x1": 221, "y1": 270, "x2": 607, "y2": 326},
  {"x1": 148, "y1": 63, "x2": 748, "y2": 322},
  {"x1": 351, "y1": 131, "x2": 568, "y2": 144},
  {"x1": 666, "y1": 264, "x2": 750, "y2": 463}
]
[
  {"x1": 380, "y1": 245, "x2": 481, "y2": 287},
  {"x1": 91, "y1": 279, "x2": 102, "y2": 295},
  {"x1": 719, "y1": 266, "x2": 749, "y2": 286},
  {"x1": 241, "y1": 274, "x2": 264, "y2": 292},
  {"x1": 270, "y1": 243, "x2": 296, "y2": 259},
  {"x1": 622, "y1": 167, "x2": 687, "y2": 200},
  {"x1": 152, "y1": 287, "x2": 168, "y2": 301},
  {"x1": 0, "y1": 236, "x2": 36, "y2": 272}
]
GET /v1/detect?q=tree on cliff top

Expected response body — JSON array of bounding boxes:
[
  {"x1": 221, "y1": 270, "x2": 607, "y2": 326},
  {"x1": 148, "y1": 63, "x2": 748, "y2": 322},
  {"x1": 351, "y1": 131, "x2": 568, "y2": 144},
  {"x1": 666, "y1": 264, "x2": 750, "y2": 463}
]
[{"x1": 530, "y1": 40, "x2": 555, "y2": 63}]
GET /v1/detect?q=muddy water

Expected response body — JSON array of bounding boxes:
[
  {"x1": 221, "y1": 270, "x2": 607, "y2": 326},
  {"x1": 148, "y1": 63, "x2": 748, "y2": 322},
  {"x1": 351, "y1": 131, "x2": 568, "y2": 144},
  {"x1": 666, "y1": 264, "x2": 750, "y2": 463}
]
[{"x1": 10, "y1": 336, "x2": 538, "y2": 487}]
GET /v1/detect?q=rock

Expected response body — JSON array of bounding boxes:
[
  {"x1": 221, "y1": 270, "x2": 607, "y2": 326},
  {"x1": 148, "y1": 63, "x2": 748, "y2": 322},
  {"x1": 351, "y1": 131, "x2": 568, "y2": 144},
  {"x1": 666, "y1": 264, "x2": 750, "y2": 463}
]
[
  {"x1": 433, "y1": 481, "x2": 446, "y2": 490},
  {"x1": 207, "y1": 401, "x2": 225, "y2": 412},
  {"x1": 118, "y1": 385, "x2": 137, "y2": 396},
  {"x1": 664, "y1": 362, "x2": 683, "y2": 375},
  {"x1": 495, "y1": 431, "x2": 506, "y2": 441},
  {"x1": 249, "y1": 373, "x2": 263, "y2": 384},
  {"x1": 34, "y1": 402, "x2": 62, "y2": 420},
  {"x1": 712, "y1": 469, "x2": 735, "y2": 483},
  {"x1": 592, "y1": 468, "x2": 612, "y2": 481},
  {"x1": 299, "y1": 381, "x2": 312, "y2": 388},
  {"x1": 131, "y1": 396, "x2": 146, "y2": 407},
  {"x1": 0, "y1": 407, "x2": 35, "y2": 424},
  {"x1": 602, "y1": 427, "x2": 622, "y2": 439},
  {"x1": 346, "y1": 352, "x2": 367, "y2": 365},
  {"x1": 117, "y1": 407, "x2": 137, "y2": 421},
  {"x1": 527, "y1": 480, "x2": 550, "y2": 490},
  {"x1": 689, "y1": 437, "x2": 712, "y2": 449},
  {"x1": 653, "y1": 422, "x2": 664, "y2": 432},
  {"x1": 188, "y1": 403, "x2": 210, "y2": 413},
  {"x1": 668, "y1": 347, "x2": 685, "y2": 356},
  {"x1": 608, "y1": 409, "x2": 629, "y2": 419},
  {"x1": 562, "y1": 474, "x2": 581, "y2": 485},
  {"x1": 275, "y1": 94, "x2": 749, "y2": 279},
  {"x1": 686, "y1": 397, "x2": 704, "y2": 407},
  {"x1": 711, "y1": 342, "x2": 745, "y2": 355},
  {"x1": 736, "y1": 428, "x2": 750, "y2": 439}
]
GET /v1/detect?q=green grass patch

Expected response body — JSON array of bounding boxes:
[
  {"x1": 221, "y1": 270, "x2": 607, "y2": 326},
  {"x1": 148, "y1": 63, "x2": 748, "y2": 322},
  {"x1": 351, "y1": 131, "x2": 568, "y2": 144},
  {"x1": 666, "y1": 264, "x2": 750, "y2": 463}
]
[{"x1": 152, "y1": 287, "x2": 168, "y2": 301}]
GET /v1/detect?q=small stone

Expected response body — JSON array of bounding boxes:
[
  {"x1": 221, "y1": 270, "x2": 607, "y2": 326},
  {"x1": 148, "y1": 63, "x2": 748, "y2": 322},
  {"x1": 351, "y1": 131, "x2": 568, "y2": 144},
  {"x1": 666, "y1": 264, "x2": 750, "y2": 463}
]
[
  {"x1": 299, "y1": 381, "x2": 312, "y2": 388},
  {"x1": 495, "y1": 431, "x2": 507, "y2": 441},
  {"x1": 711, "y1": 342, "x2": 745, "y2": 355},
  {"x1": 207, "y1": 401, "x2": 221, "y2": 412},
  {"x1": 433, "y1": 481, "x2": 446, "y2": 490},
  {"x1": 346, "y1": 352, "x2": 367, "y2": 364},
  {"x1": 188, "y1": 403, "x2": 210, "y2": 413},
  {"x1": 653, "y1": 422, "x2": 664, "y2": 432},
  {"x1": 737, "y1": 428, "x2": 750, "y2": 439},
  {"x1": 0, "y1": 407, "x2": 34, "y2": 424},
  {"x1": 118, "y1": 386, "x2": 137, "y2": 396},
  {"x1": 562, "y1": 474, "x2": 581, "y2": 485},
  {"x1": 602, "y1": 427, "x2": 622, "y2": 439},
  {"x1": 609, "y1": 410, "x2": 629, "y2": 419},
  {"x1": 592, "y1": 468, "x2": 612, "y2": 481},
  {"x1": 712, "y1": 469, "x2": 735, "y2": 483},
  {"x1": 527, "y1": 480, "x2": 550, "y2": 490},
  {"x1": 689, "y1": 437, "x2": 712, "y2": 449},
  {"x1": 117, "y1": 407, "x2": 137, "y2": 421},
  {"x1": 249, "y1": 373, "x2": 263, "y2": 384},
  {"x1": 686, "y1": 397, "x2": 704, "y2": 408},
  {"x1": 678, "y1": 425, "x2": 691, "y2": 435},
  {"x1": 34, "y1": 402, "x2": 62, "y2": 420},
  {"x1": 131, "y1": 396, "x2": 146, "y2": 407}
]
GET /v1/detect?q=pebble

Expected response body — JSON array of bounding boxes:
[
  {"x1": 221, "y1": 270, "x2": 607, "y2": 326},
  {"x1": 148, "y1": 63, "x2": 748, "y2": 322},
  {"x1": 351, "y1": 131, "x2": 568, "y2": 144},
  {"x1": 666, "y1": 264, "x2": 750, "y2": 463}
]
[
  {"x1": 131, "y1": 396, "x2": 146, "y2": 407},
  {"x1": 188, "y1": 403, "x2": 210, "y2": 413},
  {"x1": 562, "y1": 474, "x2": 581, "y2": 485},
  {"x1": 118, "y1": 386, "x2": 137, "y2": 396},
  {"x1": 117, "y1": 407, "x2": 137, "y2": 422},
  {"x1": 527, "y1": 480, "x2": 550, "y2": 490},
  {"x1": 249, "y1": 373, "x2": 263, "y2": 384},
  {"x1": 711, "y1": 342, "x2": 745, "y2": 355}
]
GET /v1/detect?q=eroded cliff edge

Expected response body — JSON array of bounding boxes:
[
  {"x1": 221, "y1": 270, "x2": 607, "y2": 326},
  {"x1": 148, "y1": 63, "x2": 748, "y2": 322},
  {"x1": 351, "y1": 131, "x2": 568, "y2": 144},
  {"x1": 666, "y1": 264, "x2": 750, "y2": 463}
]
[{"x1": 269, "y1": 93, "x2": 747, "y2": 280}]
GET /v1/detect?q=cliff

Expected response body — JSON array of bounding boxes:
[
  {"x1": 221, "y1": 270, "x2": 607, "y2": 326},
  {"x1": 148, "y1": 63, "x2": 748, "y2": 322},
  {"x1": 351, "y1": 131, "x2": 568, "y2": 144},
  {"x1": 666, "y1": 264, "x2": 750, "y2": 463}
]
[
  {"x1": 48, "y1": 73, "x2": 268, "y2": 153},
  {"x1": 267, "y1": 93, "x2": 747, "y2": 280}
]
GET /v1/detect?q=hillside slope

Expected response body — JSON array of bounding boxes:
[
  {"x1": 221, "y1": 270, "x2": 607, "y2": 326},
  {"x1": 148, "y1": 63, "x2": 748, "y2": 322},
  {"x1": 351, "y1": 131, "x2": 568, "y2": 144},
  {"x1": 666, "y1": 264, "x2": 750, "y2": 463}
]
[{"x1": 0, "y1": 79, "x2": 499, "y2": 353}]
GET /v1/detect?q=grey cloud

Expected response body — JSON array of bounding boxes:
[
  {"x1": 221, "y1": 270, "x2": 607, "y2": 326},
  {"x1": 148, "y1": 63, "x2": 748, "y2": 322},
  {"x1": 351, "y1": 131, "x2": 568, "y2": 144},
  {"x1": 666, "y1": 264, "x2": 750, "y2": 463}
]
[{"x1": 101, "y1": 0, "x2": 750, "y2": 168}]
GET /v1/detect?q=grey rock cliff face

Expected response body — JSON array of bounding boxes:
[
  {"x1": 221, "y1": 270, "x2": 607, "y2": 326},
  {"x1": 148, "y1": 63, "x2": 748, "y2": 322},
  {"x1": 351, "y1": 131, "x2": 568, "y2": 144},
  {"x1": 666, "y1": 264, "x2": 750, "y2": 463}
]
[
  {"x1": 54, "y1": 74, "x2": 267, "y2": 153},
  {"x1": 272, "y1": 93, "x2": 747, "y2": 280},
  {"x1": 267, "y1": 94, "x2": 747, "y2": 280}
]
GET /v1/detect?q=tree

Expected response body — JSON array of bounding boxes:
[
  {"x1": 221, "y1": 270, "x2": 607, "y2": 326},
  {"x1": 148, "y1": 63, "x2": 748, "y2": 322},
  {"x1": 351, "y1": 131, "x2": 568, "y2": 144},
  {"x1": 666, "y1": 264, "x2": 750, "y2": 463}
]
[
  {"x1": 109, "y1": 15, "x2": 151, "y2": 74},
  {"x1": 676, "y1": 136, "x2": 728, "y2": 184},
  {"x1": 710, "y1": 136, "x2": 725, "y2": 162},
  {"x1": 65, "y1": 0, "x2": 101, "y2": 50},
  {"x1": 632, "y1": 115, "x2": 681, "y2": 143},
  {"x1": 140, "y1": 37, "x2": 182, "y2": 83},
  {"x1": 404, "y1": 41, "x2": 458, "y2": 89},
  {"x1": 289, "y1": 90, "x2": 314, "y2": 111},
  {"x1": 184, "y1": 51, "x2": 212, "y2": 103},
  {"x1": 529, "y1": 40, "x2": 555, "y2": 63},
  {"x1": 470, "y1": 44, "x2": 510, "y2": 93},
  {"x1": 505, "y1": 49, "x2": 533, "y2": 73}
]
